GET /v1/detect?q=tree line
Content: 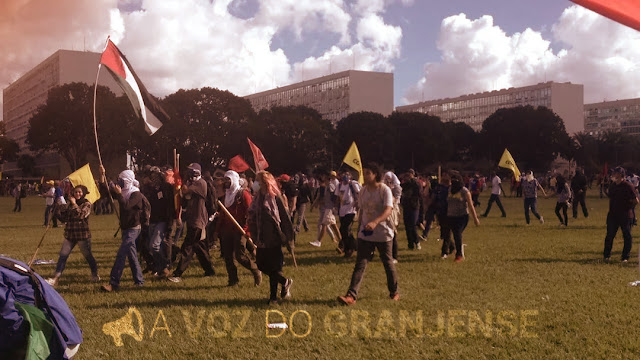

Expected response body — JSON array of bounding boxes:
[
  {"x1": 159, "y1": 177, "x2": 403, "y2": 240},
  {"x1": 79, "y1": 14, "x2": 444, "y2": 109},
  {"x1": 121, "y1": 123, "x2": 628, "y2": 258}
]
[{"x1": 3, "y1": 82, "x2": 638, "y2": 177}]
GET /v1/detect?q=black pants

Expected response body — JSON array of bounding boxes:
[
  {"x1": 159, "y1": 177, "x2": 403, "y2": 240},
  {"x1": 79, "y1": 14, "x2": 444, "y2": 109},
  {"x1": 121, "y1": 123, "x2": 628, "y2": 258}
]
[
  {"x1": 346, "y1": 239, "x2": 398, "y2": 299},
  {"x1": 173, "y1": 226, "x2": 215, "y2": 277},
  {"x1": 443, "y1": 215, "x2": 468, "y2": 258},
  {"x1": 220, "y1": 231, "x2": 258, "y2": 284},
  {"x1": 555, "y1": 202, "x2": 568, "y2": 226},
  {"x1": 603, "y1": 212, "x2": 633, "y2": 261},
  {"x1": 471, "y1": 193, "x2": 480, "y2": 207},
  {"x1": 439, "y1": 216, "x2": 454, "y2": 256},
  {"x1": 483, "y1": 194, "x2": 505, "y2": 217},
  {"x1": 256, "y1": 246, "x2": 286, "y2": 300},
  {"x1": 339, "y1": 214, "x2": 357, "y2": 252},
  {"x1": 402, "y1": 207, "x2": 420, "y2": 248},
  {"x1": 13, "y1": 198, "x2": 21, "y2": 212},
  {"x1": 572, "y1": 192, "x2": 588, "y2": 218}
]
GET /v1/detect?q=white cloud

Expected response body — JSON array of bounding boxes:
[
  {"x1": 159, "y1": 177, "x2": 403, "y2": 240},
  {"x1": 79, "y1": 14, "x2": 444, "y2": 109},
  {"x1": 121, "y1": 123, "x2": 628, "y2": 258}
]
[{"x1": 404, "y1": 6, "x2": 640, "y2": 105}]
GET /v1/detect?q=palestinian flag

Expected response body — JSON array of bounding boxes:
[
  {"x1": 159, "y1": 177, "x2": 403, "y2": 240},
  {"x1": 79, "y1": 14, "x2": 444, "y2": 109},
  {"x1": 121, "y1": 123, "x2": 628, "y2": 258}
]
[{"x1": 99, "y1": 39, "x2": 168, "y2": 135}]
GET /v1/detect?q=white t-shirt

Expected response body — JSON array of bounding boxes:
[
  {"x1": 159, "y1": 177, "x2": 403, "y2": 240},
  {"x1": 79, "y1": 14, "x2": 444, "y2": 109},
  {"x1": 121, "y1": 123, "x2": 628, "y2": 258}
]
[
  {"x1": 338, "y1": 181, "x2": 361, "y2": 217},
  {"x1": 358, "y1": 183, "x2": 394, "y2": 243},
  {"x1": 45, "y1": 187, "x2": 55, "y2": 206},
  {"x1": 491, "y1": 176, "x2": 502, "y2": 195}
]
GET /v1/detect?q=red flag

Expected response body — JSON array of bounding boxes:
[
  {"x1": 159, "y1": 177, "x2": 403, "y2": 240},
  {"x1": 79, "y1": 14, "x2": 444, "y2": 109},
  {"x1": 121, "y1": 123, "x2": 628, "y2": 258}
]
[
  {"x1": 247, "y1": 138, "x2": 269, "y2": 172},
  {"x1": 571, "y1": 0, "x2": 640, "y2": 32},
  {"x1": 229, "y1": 155, "x2": 250, "y2": 173},
  {"x1": 99, "y1": 39, "x2": 169, "y2": 135}
]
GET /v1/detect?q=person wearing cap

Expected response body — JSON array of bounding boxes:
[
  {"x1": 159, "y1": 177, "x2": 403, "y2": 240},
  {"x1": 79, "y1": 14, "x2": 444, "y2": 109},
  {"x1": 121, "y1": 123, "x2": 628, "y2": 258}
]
[
  {"x1": 169, "y1": 163, "x2": 216, "y2": 282},
  {"x1": 603, "y1": 167, "x2": 638, "y2": 263},
  {"x1": 216, "y1": 170, "x2": 261, "y2": 287},
  {"x1": 41, "y1": 180, "x2": 56, "y2": 227},
  {"x1": 101, "y1": 167, "x2": 150, "y2": 291},
  {"x1": 401, "y1": 169, "x2": 423, "y2": 250},
  {"x1": 46, "y1": 185, "x2": 99, "y2": 287}
]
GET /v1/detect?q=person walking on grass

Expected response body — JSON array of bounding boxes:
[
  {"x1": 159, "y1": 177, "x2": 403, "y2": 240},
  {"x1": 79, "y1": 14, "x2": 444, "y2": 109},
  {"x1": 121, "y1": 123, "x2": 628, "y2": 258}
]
[
  {"x1": 522, "y1": 170, "x2": 546, "y2": 225},
  {"x1": 443, "y1": 171, "x2": 480, "y2": 263},
  {"x1": 603, "y1": 167, "x2": 638, "y2": 263},
  {"x1": 101, "y1": 168, "x2": 150, "y2": 292},
  {"x1": 337, "y1": 172, "x2": 360, "y2": 258},
  {"x1": 168, "y1": 163, "x2": 216, "y2": 282},
  {"x1": 248, "y1": 171, "x2": 294, "y2": 305},
  {"x1": 383, "y1": 171, "x2": 402, "y2": 263},
  {"x1": 571, "y1": 168, "x2": 589, "y2": 219},
  {"x1": 41, "y1": 180, "x2": 56, "y2": 227},
  {"x1": 338, "y1": 162, "x2": 399, "y2": 305},
  {"x1": 46, "y1": 185, "x2": 99, "y2": 287},
  {"x1": 401, "y1": 169, "x2": 423, "y2": 250},
  {"x1": 217, "y1": 170, "x2": 262, "y2": 287},
  {"x1": 548, "y1": 175, "x2": 571, "y2": 227},
  {"x1": 309, "y1": 170, "x2": 339, "y2": 248},
  {"x1": 481, "y1": 172, "x2": 506, "y2": 218}
]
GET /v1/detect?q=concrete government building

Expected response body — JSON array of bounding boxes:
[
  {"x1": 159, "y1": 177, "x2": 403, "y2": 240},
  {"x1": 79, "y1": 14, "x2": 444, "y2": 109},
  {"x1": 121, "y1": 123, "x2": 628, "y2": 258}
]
[
  {"x1": 2, "y1": 49, "x2": 121, "y2": 177},
  {"x1": 396, "y1": 81, "x2": 585, "y2": 134},
  {"x1": 584, "y1": 98, "x2": 640, "y2": 136},
  {"x1": 244, "y1": 70, "x2": 394, "y2": 124}
]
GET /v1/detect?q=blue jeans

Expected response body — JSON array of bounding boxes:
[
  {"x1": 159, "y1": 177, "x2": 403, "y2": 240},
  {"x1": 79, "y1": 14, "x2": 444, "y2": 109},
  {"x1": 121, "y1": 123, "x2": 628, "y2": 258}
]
[
  {"x1": 148, "y1": 222, "x2": 168, "y2": 273},
  {"x1": 54, "y1": 239, "x2": 98, "y2": 276},
  {"x1": 109, "y1": 228, "x2": 144, "y2": 287},
  {"x1": 402, "y1": 207, "x2": 420, "y2": 248}
]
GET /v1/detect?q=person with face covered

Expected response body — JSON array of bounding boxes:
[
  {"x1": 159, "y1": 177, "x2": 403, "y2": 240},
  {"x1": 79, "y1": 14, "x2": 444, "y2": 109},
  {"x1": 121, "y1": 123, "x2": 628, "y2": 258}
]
[
  {"x1": 521, "y1": 170, "x2": 547, "y2": 225},
  {"x1": 169, "y1": 163, "x2": 216, "y2": 282},
  {"x1": 101, "y1": 167, "x2": 150, "y2": 292},
  {"x1": 603, "y1": 167, "x2": 639, "y2": 263},
  {"x1": 144, "y1": 167, "x2": 176, "y2": 278},
  {"x1": 216, "y1": 170, "x2": 262, "y2": 287},
  {"x1": 45, "y1": 185, "x2": 99, "y2": 287},
  {"x1": 248, "y1": 171, "x2": 294, "y2": 304},
  {"x1": 444, "y1": 171, "x2": 480, "y2": 263}
]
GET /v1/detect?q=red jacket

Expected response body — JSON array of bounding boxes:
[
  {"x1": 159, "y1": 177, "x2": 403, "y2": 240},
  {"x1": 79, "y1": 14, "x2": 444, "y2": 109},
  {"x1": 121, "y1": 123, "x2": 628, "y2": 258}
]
[{"x1": 216, "y1": 190, "x2": 252, "y2": 237}]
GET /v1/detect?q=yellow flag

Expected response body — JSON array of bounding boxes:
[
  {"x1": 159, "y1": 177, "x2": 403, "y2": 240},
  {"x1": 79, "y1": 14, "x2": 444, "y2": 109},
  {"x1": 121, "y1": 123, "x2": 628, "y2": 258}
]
[
  {"x1": 342, "y1": 142, "x2": 364, "y2": 184},
  {"x1": 498, "y1": 148, "x2": 521, "y2": 180},
  {"x1": 67, "y1": 163, "x2": 100, "y2": 204}
]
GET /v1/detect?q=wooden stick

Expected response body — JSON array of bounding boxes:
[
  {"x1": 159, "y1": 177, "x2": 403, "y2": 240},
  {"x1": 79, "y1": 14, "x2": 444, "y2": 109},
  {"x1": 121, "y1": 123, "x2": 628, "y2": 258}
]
[
  {"x1": 28, "y1": 208, "x2": 54, "y2": 267},
  {"x1": 216, "y1": 200, "x2": 256, "y2": 248}
]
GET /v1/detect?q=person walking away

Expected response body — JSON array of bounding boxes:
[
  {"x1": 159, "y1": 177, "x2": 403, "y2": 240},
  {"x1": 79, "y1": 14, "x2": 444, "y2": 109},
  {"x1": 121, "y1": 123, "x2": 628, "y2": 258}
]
[
  {"x1": 12, "y1": 183, "x2": 22, "y2": 212},
  {"x1": 46, "y1": 185, "x2": 99, "y2": 287},
  {"x1": 521, "y1": 170, "x2": 546, "y2": 225},
  {"x1": 338, "y1": 162, "x2": 399, "y2": 305},
  {"x1": 603, "y1": 167, "x2": 638, "y2": 263},
  {"x1": 309, "y1": 170, "x2": 338, "y2": 247},
  {"x1": 294, "y1": 174, "x2": 312, "y2": 233},
  {"x1": 482, "y1": 172, "x2": 507, "y2": 217},
  {"x1": 42, "y1": 180, "x2": 56, "y2": 227},
  {"x1": 248, "y1": 171, "x2": 294, "y2": 304}
]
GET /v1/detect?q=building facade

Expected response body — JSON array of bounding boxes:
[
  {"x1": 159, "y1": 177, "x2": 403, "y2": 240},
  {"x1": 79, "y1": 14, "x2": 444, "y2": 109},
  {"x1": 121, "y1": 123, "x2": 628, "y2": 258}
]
[
  {"x1": 396, "y1": 82, "x2": 584, "y2": 134},
  {"x1": 244, "y1": 70, "x2": 393, "y2": 123},
  {"x1": 2, "y1": 50, "x2": 120, "y2": 177},
  {"x1": 584, "y1": 98, "x2": 640, "y2": 136}
]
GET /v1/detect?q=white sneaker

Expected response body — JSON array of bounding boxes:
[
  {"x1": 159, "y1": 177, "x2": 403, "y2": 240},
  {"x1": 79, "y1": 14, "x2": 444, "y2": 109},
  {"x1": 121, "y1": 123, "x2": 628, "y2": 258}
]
[
  {"x1": 392, "y1": 259, "x2": 398, "y2": 264},
  {"x1": 45, "y1": 278, "x2": 58, "y2": 287},
  {"x1": 628, "y1": 280, "x2": 640, "y2": 286},
  {"x1": 167, "y1": 276, "x2": 182, "y2": 283},
  {"x1": 441, "y1": 254, "x2": 448, "y2": 260},
  {"x1": 539, "y1": 216, "x2": 544, "y2": 224},
  {"x1": 309, "y1": 241, "x2": 322, "y2": 247},
  {"x1": 416, "y1": 243, "x2": 422, "y2": 250}
]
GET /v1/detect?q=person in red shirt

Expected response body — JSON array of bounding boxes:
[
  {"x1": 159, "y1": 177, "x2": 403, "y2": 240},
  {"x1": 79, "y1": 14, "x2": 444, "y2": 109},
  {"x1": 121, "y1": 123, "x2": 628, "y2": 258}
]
[{"x1": 216, "y1": 170, "x2": 262, "y2": 286}]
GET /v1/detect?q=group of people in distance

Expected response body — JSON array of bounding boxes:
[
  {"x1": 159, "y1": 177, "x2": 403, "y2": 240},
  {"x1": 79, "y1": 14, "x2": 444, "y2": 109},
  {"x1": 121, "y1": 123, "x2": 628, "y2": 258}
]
[{"x1": 33, "y1": 160, "x2": 640, "y2": 305}]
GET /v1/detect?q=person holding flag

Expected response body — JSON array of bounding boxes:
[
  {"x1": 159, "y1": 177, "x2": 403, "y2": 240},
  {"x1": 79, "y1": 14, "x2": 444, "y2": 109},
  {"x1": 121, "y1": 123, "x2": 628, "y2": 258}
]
[{"x1": 45, "y1": 185, "x2": 99, "y2": 287}]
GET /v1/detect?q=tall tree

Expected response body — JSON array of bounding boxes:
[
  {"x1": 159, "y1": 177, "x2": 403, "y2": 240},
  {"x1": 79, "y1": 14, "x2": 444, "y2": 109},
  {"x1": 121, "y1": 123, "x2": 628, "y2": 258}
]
[
  {"x1": 26, "y1": 82, "x2": 133, "y2": 171},
  {"x1": 478, "y1": 105, "x2": 572, "y2": 172},
  {"x1": 0, "y1": 120, "x2": 19, "y2": 163},
  {"x1": 250, "y1": 106, "x2": 334, "y2": 173},
  {"x1": 337, "y1": 112, "x2": 394, "y2": 167}
]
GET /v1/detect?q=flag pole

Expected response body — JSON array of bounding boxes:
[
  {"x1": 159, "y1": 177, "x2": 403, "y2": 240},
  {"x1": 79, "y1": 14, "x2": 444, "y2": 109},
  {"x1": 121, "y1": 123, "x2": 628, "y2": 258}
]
[{"x1": 94, "y1": 36, "x2": 121, "y2": 237}]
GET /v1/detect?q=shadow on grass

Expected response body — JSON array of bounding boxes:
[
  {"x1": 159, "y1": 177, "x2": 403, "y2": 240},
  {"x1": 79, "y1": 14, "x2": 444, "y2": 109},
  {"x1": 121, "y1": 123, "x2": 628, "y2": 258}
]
[
  {"x1": 85, "y1": 296, "x2": 338, "y2": 309},
  {"x1": 513, "y1": 257, "x2": 637, "y2": 266}
]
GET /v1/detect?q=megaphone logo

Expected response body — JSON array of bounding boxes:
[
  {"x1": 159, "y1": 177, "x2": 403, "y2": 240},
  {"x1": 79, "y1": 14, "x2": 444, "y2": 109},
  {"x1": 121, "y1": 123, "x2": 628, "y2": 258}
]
[{"x1": 103, "y1": 307, "x2": 144, "y2": 347}]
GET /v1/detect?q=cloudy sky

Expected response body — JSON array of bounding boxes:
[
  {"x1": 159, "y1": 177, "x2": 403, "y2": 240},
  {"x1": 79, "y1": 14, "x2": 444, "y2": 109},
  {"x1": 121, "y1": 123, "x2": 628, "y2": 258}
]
[{"x1": 2, "y1": 0, "x2": 640, "y2": 122}]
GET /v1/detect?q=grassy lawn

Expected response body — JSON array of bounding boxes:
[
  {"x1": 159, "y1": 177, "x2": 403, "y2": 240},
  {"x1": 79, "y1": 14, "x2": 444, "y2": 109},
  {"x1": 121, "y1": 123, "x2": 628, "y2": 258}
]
[{"x1": 2, "y1": 193, "x2": 640, "y2": 359}]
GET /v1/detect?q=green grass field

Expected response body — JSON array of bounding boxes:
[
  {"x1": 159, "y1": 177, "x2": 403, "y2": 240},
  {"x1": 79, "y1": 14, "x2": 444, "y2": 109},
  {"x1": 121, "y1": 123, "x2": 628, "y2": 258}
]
[{"x1": 2, "y1": 194, "x2": 640, "y2": 359}]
